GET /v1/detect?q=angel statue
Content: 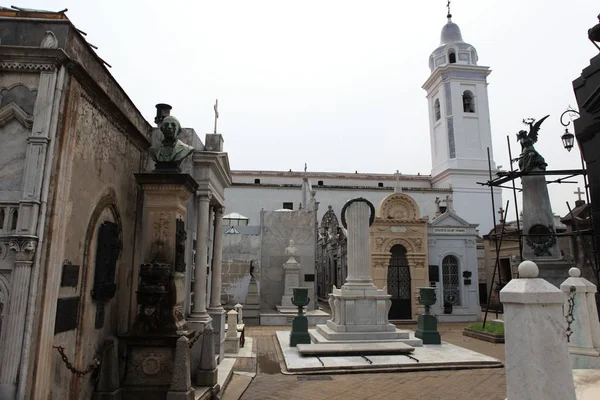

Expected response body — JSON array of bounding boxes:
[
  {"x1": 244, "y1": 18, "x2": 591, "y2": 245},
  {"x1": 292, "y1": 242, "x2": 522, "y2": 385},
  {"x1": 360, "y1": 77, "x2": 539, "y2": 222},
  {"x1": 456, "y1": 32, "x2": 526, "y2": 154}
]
[{"x1": 515, "y1": 115, "x2": 549, "y2": 172}]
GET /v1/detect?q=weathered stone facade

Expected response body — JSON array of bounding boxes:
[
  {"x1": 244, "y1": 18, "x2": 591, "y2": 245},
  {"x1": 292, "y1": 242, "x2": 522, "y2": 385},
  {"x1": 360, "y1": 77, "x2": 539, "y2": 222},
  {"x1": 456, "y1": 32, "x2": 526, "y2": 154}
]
[{"x1": 0, "y1": 9, "x2": 151, "y2": 400}]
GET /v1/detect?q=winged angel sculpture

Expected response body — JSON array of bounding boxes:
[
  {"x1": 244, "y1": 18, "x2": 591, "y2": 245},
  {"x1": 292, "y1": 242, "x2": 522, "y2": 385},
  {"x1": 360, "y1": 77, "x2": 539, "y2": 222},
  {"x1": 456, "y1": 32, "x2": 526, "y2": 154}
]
[{"x1": 515, "y1": 115, "x2": 550, "y2": 172}]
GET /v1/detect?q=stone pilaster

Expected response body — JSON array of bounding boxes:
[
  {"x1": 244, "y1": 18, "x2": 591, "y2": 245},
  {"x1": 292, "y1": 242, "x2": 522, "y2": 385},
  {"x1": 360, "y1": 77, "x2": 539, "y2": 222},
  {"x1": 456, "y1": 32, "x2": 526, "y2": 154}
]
[
  {"x1": 208, "y1": 206, "x2": 224, "y2": 310},
  {"x1": 0, "y1": 239, "x2": 36, "y2": 398},
  {"x1": 208, "y1": 206, "x2": 225, "y2": 362},
  {"x1": 190, "y1": 194, "x2": 211, "y2": 321}
]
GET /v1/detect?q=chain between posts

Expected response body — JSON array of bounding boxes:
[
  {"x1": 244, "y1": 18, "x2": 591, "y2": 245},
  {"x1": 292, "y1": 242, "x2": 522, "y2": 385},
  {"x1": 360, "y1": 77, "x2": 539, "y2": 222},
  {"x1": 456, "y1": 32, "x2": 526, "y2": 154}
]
[
  {"x1": 565, "y1": 286, "x2": 576, "y2": 343},
  {"x1": 188, "y1": 329, "x2": 219, "y2": 349},
  {"x1": 53, "y1": 346, "x2": 100, "y2": 377}
]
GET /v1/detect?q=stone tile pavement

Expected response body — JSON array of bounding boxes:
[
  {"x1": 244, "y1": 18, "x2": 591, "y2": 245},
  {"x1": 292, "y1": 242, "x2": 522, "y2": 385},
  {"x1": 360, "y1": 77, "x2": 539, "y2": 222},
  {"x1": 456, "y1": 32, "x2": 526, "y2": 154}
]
[{"x1": 230, "y1": 323, "x2": 507, "y2": 400}]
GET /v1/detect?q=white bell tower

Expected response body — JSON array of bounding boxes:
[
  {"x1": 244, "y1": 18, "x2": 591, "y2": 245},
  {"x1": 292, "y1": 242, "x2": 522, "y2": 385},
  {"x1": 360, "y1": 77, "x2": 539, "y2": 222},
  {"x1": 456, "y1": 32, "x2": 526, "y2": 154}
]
[{"x1": 422, "y1": 10, "x2": 501, "y2": 234}]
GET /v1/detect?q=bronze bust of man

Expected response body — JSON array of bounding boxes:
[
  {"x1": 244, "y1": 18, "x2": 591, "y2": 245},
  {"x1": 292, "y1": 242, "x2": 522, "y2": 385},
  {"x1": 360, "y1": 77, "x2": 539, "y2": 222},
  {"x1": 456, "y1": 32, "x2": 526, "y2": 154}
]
[{"x1": 149, "y1": 116, "x2": 194, "y2": 170}]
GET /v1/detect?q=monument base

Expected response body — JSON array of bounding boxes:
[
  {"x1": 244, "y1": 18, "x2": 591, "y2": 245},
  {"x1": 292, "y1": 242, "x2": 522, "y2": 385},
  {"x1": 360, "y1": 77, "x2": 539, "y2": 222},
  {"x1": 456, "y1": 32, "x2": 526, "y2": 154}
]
[
  {"x1": 415, "y1": 314, "x2": 441, "y2": 345},
  {"x1": 224, "y1": 332, "x2": 241, "y2": 354},
  {"x1": 195, "y1": 368, "x2": 217, "y2": 387},
  {"x1": 290, "y1": 314, "x2": 311, "y2": 347},
  {"x1": 166, "y1": 389, "x2": 194, "y2": 400},
  {"x1": 119, "y1": 332, "x2": 195, "y2": 400},
  {"x1": 535, "y1": 258, "x2": 575, "y2": 288},
  {"x1": 314, "y1": 284, "x2": 422, "y2": 345}
]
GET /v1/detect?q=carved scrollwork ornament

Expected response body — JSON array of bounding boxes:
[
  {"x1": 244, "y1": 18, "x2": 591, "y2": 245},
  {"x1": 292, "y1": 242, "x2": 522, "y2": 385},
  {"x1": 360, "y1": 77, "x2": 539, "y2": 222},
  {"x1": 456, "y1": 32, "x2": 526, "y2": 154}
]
[{"x1": 8, "y1": 239, "x2": 37, "y2": 261}]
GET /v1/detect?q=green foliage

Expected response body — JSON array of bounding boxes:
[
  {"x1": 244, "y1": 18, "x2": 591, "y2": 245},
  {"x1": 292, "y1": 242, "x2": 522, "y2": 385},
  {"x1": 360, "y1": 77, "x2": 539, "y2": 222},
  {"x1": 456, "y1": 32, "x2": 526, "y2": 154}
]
[{"x1": 467, "y1": 321, "x2": 505, "y2": 335}]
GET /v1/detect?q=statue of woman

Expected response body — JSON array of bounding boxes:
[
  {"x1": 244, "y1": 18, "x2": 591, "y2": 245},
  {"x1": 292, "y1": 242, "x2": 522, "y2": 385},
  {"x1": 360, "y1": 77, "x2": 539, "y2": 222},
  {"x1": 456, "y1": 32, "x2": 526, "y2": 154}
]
[
  {"x1": 149, "y1": 116, "x2": 195, "y2": 169},
  {"x1": 515, "y1": 116, "x2": 549, "y2": 172}
]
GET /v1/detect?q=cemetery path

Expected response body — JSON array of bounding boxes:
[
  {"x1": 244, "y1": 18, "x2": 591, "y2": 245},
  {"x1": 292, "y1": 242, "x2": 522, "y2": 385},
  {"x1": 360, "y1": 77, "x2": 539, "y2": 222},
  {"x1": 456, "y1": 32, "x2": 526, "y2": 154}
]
[{"x1": 234, "y1": 323, "x2": 507, "y2": 400}]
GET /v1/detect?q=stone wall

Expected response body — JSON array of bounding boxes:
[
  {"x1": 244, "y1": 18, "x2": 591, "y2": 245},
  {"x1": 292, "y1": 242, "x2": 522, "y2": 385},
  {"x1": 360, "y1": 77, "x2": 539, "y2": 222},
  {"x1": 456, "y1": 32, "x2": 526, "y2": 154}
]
[
  {"x1": 38, "y1": 77, "x2": 147, "y2": 400},
  {"x1": 260, "y1": 209, "x2": 316, "y2": 311},
  {"x1": 220, "y1": 227, "x2": 261, "y2": 309}
]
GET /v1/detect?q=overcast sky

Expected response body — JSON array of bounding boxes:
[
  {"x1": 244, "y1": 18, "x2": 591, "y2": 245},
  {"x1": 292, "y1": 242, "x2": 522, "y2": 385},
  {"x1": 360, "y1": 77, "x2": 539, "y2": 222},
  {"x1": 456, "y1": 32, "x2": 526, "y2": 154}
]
[{"x1": 26, "y1": 0, "x2": 600, "y2": 221}]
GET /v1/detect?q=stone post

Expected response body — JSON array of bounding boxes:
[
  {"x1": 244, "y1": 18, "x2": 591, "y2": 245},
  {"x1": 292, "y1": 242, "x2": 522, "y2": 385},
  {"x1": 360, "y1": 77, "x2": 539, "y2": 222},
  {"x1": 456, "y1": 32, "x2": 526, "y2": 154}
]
[
  {"x1": 234, "y1": 303, "x2": 244, "y2": 324},
  {"x1": 560, "y1": 267, "x2": 600, "y2": 369},
  {"x1": 196, "y1": 324, "x2": 217, "y2": 387},
  {"x1": 92, "y1": 337, "x2": 120, "y2": 400},
  {"x1": 344, "y1": 199, "x2": 373, "y2": 287},
  {"x1": 190, "y1": 194, "x2": 211, "y2": 321},
  {"x1": 226, "y1": 310, "x2": 238, "y2": 338},
  {"x1": 500, "y1": 260, "x2": 576, "y2": 400},
  {"x1": 166, "y1": 336, "x2": 194, "y2": 400},
  {"x1": 224, "y1": 310, "x2": 240, "y2": 354},
  {"x1": 208, "y1": 206, "x2": 225, "y2": 362},
  {"x1": 0, "y1": 239, "x2": 36, "y2": 399}
]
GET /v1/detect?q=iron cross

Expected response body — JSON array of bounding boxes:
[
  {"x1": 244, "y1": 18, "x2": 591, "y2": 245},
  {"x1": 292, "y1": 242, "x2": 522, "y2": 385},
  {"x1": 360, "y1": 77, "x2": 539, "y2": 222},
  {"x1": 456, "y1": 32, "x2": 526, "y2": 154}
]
[
  {"x1": 574, "y1": 187, "x2": 584, "y2": 201},
  {"x1": 213, "y1": 99, "x2": 219, "y2": 134}
]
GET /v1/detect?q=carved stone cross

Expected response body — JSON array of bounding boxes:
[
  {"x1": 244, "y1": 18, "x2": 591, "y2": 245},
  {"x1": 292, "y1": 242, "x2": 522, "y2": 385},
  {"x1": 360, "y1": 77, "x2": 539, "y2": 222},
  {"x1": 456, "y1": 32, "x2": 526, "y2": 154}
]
[{"x1": 213, "y1": 99, "x2": 219, "y2": 134}]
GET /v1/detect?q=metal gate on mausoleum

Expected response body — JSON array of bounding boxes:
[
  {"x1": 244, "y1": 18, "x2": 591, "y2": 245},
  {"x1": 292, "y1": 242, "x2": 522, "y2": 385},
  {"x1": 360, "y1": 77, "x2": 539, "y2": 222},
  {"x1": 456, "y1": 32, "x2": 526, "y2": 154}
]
[{"x1": 387, "y1": 244, "x2": 411, "y2": 319}]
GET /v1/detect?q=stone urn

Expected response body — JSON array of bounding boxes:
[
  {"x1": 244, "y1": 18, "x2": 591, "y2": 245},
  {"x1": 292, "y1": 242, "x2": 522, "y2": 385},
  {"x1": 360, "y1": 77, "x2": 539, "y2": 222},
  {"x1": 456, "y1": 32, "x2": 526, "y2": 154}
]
[
  {"x1": 416, "y1": 286, "x2": 441, "y2": 344},
  {"x1": 291, "y1": 287, "x2": 310, "y2": 313},
  {"x1": 290, "y1": 287, "x2": 311, "y2": 347},
  {"x1": 418, "y1": 286, "x2": 437, "y2": 315}
]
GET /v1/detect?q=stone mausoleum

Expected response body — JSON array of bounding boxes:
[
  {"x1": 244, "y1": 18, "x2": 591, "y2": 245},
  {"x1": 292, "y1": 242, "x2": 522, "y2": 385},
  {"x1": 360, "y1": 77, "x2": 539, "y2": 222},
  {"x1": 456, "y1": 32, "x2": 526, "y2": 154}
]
[{"x1": 0, "y1": 8, "x2": 232, "y2": 400}]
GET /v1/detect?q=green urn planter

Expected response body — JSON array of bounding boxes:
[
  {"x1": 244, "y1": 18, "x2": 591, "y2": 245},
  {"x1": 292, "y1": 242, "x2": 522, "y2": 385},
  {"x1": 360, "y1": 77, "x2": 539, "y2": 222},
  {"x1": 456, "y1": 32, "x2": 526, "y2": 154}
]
[
  {"x1": 289, "y1": 287, "x2": 311, "y2": 347},
  {"x1": 415, "y1": 286, "x2": 441, "y2": 345}
]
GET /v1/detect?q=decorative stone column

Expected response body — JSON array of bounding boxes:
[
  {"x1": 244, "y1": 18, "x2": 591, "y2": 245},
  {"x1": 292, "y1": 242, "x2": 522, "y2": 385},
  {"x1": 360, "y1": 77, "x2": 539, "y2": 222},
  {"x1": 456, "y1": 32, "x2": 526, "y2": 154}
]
[
  {"x1": 208, "y1": 206, "x2": 225, "y2": 361},
  {"x1": 501, "y1": 260, "x2": 576, "y2": 400},
  {"x1": 209, "y1": 207, "x2": 224, "y2": 310},
  {"x1": 224, "y1": 310, "x2": 240, "y2": 354},
  {"x1": 0, "y1": 239, "x2": 36, "y2": 399},
  {"x1": 315, "y1": 198, "x2": 415, "y2": 344},
  {"x1": 190, "y1": 194, "x2": 211, "y2": 322},
  {"x1": 560, "y1": 267, "x2": 600, "y2": 369}
]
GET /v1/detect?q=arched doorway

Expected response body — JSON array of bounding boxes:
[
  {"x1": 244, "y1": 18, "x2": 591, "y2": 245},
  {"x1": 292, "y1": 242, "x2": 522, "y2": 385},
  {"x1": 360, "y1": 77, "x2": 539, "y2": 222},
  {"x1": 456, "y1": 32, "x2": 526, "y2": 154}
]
[
  {"x1": 442, "y1": 255, "x2": 461, "y2": 306},
  {"x1": 387, "y1": 244, "x2": 411, "y2": 319}
]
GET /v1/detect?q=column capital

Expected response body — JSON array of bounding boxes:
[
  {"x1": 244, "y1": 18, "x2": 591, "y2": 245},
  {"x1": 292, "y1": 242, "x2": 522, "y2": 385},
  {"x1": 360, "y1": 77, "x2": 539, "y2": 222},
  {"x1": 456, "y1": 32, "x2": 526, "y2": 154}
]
[
  {"x1": 213, "y1": 206, "x2": 225, "y2": 216},
  {"x1": 196, "y1": 191, "x2": 213, "y2": 202},
  {"x1": 8, "y1": 238, "x2": 38, "y2": 262}
]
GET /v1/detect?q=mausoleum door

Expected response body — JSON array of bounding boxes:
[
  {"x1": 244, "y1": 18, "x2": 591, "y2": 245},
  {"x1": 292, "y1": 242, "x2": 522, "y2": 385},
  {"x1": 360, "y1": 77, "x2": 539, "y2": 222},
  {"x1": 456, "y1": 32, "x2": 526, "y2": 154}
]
[{"x1": 387, "y1": 244, "x2": 411, "y2": 319}]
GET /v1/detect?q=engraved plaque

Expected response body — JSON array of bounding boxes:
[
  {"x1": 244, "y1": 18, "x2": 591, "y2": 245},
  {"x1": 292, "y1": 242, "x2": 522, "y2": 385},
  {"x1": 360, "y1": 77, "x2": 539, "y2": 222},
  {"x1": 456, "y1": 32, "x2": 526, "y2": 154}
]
[
  {"x1": 60, "y1": 264, "x2": 80, "y2": 287},
  {"x1": 54, "y1": 297, "x2": 80, "y2": 334},
  {"x1": 428, "y1": 265, "x2": 440, "y2": 282},
  {"x1": 304, "y1": 274, "x2": 315, "y2": 282}
]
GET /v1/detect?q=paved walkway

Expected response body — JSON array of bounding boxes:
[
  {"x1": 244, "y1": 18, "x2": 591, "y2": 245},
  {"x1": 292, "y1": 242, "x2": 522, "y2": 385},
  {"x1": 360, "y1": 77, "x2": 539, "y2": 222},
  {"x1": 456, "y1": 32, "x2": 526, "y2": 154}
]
[{"x1": 225, "y1": 323, "x2": 507, "y2": 400}]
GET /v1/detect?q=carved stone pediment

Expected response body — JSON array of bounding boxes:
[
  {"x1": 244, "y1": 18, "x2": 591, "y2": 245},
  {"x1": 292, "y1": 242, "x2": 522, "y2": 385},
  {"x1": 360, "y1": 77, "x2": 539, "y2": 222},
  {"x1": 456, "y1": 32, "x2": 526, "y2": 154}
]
[{"x1": 0, "y1": 102, "x2": 33, "y2": 129}]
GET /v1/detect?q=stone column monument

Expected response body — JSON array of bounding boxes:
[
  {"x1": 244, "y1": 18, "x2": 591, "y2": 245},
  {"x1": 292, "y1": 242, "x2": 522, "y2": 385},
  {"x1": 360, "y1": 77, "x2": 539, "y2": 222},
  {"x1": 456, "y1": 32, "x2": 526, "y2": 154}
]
[
  {"x1": 314, "y1": 198, "x2": 420, "y2": 345},
  {"x1": 244, "y1": 261, "x2": 260, "y2": 325},
  {"x1": 119, "y1": 115, "x2": 198, "y2": 398},
  {"x1": 517, "y1": 116, "x2": 573, "y2": 286},
  {"x1": 277, "y1": 240, "x2": 303, "y2": 314}
]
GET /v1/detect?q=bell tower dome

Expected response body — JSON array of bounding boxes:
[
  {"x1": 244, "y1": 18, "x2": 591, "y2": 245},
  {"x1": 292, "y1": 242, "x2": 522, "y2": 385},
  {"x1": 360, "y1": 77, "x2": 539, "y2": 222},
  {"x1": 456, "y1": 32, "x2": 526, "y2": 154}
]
[{"x1": 422, "y1": 9, "x2": 501, "y2": 234}]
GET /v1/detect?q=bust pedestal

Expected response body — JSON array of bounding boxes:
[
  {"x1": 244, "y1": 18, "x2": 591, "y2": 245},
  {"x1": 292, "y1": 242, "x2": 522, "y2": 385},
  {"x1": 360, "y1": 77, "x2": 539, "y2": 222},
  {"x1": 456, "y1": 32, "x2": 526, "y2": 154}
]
[
  {"x1": 277, "y1": 257, "x2": 302, "y2": 314},
  {"x1": 119, "y1": 172, "x2": 198, "y2": 399}
]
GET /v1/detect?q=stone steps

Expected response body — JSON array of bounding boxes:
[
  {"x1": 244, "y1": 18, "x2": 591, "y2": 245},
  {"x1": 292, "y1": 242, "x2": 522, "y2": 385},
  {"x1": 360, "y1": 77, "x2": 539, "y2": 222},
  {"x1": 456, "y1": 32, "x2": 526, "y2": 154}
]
[
  {"x1": 310, "y1": 327, "x2": 423, "y2": 347},
  {"x1": 296, "y1": 342, "x2": 414, "y2": 356}
]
